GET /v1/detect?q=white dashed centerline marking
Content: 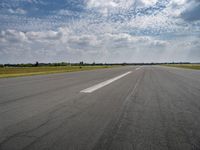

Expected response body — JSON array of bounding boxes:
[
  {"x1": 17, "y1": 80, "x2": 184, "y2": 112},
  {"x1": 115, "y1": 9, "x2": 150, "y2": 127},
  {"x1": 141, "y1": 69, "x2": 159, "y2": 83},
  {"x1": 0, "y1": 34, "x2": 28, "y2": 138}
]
[
  {"x1": 80, "y1": 71, "x2": 132, "y2": 93},
  {"x1": 136, "y1": 67, "x2": 141, "y2": 70}
]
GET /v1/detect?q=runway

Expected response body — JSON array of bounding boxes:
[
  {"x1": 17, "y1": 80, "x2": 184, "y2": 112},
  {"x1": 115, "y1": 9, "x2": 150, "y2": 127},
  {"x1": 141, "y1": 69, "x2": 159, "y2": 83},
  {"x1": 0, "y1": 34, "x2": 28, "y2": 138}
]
[{"x1": 0, "y1": 66, "x2": 200, "y2": 150}]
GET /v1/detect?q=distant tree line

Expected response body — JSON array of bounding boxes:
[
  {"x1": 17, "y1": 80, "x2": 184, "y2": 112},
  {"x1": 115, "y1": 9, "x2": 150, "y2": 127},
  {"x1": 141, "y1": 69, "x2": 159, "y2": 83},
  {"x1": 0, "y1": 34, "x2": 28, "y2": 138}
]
[
  {"x1": 0, "y1": 61, "x2": 198, "y2": 68},
  {"x1": 1, "y1": 62, "x2": 71, "y2": 67}
]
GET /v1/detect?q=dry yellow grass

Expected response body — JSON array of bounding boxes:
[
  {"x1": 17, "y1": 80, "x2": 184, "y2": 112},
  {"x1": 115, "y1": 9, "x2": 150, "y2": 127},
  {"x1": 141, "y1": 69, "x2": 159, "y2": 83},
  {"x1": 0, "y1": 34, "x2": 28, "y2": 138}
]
[
  {"x1": 163, "y1": 64, "x2": 200, "y2": 70},
  {"x1": 0, "y1": 66, "x2": 112, "y2": 78}
]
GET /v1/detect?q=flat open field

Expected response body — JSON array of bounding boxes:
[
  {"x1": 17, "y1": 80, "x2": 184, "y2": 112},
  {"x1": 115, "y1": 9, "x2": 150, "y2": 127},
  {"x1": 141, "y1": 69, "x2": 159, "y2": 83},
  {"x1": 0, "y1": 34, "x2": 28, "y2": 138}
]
[
  {"x1": 0, "y1": 66, "x2": 112, "y2": 78},
  {"x1": 163, "y1": 64, "x2": 200, "y2": 70}
]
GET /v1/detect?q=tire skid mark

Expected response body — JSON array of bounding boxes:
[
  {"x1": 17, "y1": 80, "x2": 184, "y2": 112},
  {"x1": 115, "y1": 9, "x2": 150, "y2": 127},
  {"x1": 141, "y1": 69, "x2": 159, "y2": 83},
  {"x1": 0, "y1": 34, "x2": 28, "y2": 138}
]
[{"x1": 92, "y1": 70, "x2": 144, "y2": 150}]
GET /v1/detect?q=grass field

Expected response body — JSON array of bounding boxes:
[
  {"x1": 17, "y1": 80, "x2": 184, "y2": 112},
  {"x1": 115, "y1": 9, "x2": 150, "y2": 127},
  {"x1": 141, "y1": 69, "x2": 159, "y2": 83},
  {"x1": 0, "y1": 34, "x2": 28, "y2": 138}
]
[
  {"x1": 163, "y1": 64, "x2": 200, "y2": 70},
  {"x1": 0, "y1": 66, "x2": 113, "y2": 78}
]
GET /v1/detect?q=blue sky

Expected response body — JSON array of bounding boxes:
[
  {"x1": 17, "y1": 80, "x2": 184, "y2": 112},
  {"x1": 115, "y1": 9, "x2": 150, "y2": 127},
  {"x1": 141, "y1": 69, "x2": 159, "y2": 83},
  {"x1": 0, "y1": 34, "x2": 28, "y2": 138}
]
[{"x1": 0, "y1": 0, "x2": 200, "y2": 63}]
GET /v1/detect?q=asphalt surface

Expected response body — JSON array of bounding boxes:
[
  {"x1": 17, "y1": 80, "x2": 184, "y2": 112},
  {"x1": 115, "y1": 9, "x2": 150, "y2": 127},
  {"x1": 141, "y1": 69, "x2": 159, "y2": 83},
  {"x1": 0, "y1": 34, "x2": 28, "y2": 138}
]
[{"x1": 0, "y1": 66, "x2": 200, "y2": 150}]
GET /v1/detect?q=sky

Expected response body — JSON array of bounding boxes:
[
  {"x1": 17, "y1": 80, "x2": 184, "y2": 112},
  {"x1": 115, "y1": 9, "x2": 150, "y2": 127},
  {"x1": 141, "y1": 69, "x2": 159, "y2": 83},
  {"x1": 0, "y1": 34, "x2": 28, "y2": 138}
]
[{"x1": 0, "y1": 0, "x2": 200, "y2": 63}]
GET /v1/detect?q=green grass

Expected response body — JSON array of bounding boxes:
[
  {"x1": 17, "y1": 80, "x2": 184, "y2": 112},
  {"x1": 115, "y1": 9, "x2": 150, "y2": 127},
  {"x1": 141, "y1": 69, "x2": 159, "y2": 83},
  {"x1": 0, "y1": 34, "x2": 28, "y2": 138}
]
[
  {"x1": 163, "y1": 64, "x2": 200, "y2": 70},
  {"x1": 0, "y1": 66, "x2": 113, "y2": 78}
]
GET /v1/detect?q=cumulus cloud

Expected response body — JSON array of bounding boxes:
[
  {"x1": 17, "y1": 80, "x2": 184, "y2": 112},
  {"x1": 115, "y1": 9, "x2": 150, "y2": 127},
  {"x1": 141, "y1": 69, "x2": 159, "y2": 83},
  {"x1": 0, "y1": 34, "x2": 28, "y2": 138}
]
[{"x1": 0, "y1": 26, "x2": 199, "y2": 63}]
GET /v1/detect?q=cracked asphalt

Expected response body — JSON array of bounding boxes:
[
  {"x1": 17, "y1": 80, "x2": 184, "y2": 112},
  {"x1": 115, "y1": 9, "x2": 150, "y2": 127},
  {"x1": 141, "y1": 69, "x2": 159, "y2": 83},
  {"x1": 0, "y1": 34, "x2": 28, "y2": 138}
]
[{"x1": 0, "y1": 66, "x2": 200, "y2": 150}]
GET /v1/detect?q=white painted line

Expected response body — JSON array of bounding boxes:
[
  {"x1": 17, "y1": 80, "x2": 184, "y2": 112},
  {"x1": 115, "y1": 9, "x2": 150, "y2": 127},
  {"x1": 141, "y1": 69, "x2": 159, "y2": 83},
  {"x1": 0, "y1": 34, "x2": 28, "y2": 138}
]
[
  {"x1": 136, "y1": 67, "x2": 141, "y2": 70},
  {"x1": 80, "y1": 71, "x2": 132, "y2": 93}
]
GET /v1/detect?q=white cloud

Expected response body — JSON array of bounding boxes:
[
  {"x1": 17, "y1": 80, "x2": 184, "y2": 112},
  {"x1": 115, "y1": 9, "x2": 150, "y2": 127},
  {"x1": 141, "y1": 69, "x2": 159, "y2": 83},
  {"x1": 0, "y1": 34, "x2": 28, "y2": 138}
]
[
  {"x1": 171, "y1": 0, "x2": 187, "y2": 5},
  {"x1": 0, "y1": 27, "x2": 199, "y2": 63},
  {"x1": 87, "y1": 0, "x2": 134, "y2": 16},
  {"x1": 140, "y1": 0, "x2": 158, "y2": 6},
  {"x1": 8, "y1": 8, "x2": 26, "y2": 15},
  {"x1": 0, "y1": 0, "x2": 200, "y2": 63},
  {"x1": 0, "y1": 30, "x2": 28, "y2": 43},
  {"x1": 57, "y1": 9, "x2": 80, "y2": 17},
  {"x1": 87, "y1": 0, "x2": 134, "y2": 9}
]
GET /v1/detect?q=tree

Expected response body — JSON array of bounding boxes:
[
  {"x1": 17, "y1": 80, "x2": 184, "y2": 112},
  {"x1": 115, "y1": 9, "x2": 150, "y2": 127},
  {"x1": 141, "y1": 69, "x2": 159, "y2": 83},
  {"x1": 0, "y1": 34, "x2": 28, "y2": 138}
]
[
  {"x1": 35, "y1": 61, "x2": 39, "y2": 67},
  {"x1": 79, "y1": 61, "x2": 84, "y2": 66}
]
